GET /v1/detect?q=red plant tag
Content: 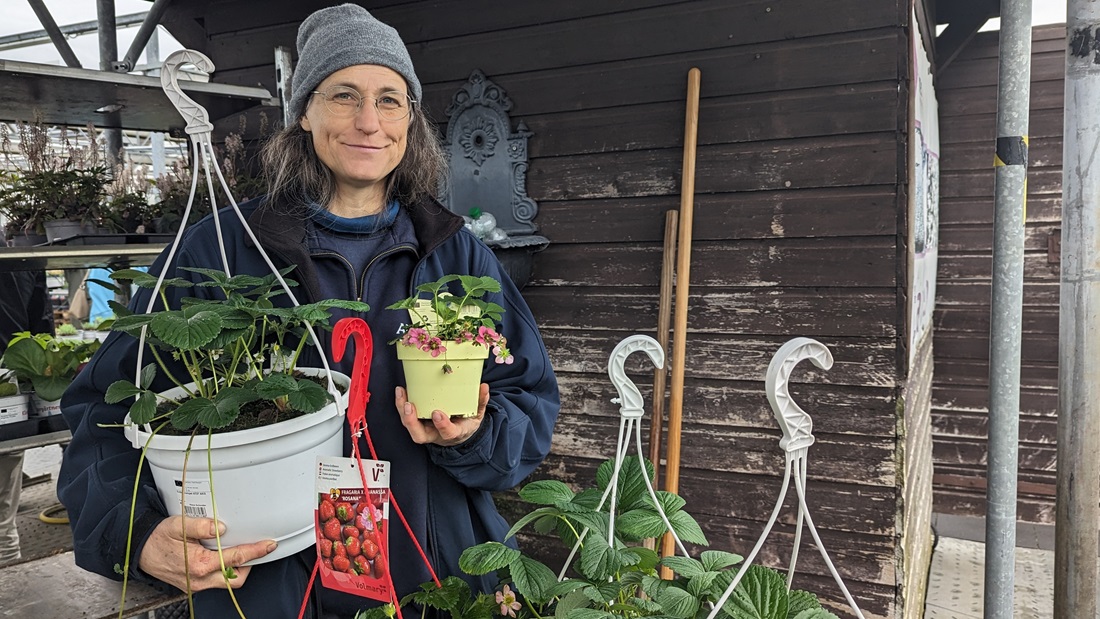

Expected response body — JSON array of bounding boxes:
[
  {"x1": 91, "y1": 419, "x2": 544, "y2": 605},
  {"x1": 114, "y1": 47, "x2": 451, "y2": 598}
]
[{"x1": 315, "y1": 455, "x2": 391, "y2": 601}]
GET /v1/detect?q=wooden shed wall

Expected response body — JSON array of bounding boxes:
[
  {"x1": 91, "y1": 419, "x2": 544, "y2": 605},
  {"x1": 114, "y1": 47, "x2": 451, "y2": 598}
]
[
  {"x1": 934, "y1": 25, "x2": 1063, "y2": 524},
  {"x1": 165, "y1": 1, "x2": 917, "y2": 616}
]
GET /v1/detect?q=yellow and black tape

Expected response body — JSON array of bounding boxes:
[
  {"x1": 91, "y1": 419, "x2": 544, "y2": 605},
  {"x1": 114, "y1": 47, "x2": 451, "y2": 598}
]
[{"x1": 994, "y1": 136, "x2": 1029, "y2": 167}]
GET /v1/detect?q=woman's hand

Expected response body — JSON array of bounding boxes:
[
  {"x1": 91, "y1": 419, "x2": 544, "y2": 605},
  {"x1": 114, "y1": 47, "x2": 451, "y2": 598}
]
[
  {"x1": 396, "y1": 384, "x2": 489, "y2": 446},
  {"x1": 138, "y1": 516, "x2": 277, "y2": 591}
]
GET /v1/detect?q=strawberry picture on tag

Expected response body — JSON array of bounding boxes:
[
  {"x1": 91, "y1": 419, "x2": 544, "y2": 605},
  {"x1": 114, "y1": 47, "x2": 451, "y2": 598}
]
[{"x1": 315, "y1": 455, "x2": 391, "y2": 601}]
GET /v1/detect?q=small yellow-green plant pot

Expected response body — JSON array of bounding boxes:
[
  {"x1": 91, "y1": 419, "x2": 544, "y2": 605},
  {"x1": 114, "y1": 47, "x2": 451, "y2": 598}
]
[{"x1": 397, "y1": 341, "x2": 489, "y2": 419}]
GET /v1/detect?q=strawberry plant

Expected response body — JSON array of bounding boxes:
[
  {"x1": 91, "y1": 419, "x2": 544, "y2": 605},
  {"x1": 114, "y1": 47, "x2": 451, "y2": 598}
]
[
  {"x1": 355, "y1": 458, "x2": 839, "y2": 619},
  {"x1": 100, "y1": 266, "x2": 368, "y2": 433},
  {"x1": 1, "y1": 332, "x2": 101, "y2": 401}
]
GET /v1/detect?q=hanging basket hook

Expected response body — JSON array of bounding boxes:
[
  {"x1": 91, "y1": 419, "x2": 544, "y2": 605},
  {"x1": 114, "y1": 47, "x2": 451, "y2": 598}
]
[
  {"x1": 607, "y1": 335, "x2": 665, "y2": 419},
  {"x1": 160, "y1": 49, "x2": 215, "y2": 137}
]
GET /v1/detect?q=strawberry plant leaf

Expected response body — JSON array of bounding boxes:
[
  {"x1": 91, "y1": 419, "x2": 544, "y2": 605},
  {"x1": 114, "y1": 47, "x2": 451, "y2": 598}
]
[
  {"x1": 519, "y1": 479, "x2": 575, "y2": 505},
  {"x1": 287, "y1": 378, "x2": 332, "y2": 412},
  {"x1": 667, "y1": 510, "x2": 708, "y2": 545},
  {"x1": 718, "y1": 565, "x2": 788, "y2": 619},
  {"x1": 105, "y1": 380, "x2": 143, "y2": 404},
  {"x1": 505, "y1": 506, "x2": 561, "y2": 539},
  {"x1": 171, "y1": 397, "x2": 211, "y2": 431},
  {"x1": 151, "y1": 307, "x2": 221, "y2": 350},
  {"x1": 510, "y1": 555, "x2": 557, "y2": 604},
  {"x1": 660, "y1": 556, "x2": 706, "y2": 578},
  {"x1": 792, "y1": 609, "x2": 839, "y2": 619},
  {"x1": 616, "y1": 508, "x2": 668, "y2": 541},
  {"x1": 656, "y1": 585, "x2": 699, "y2": 619},
  {"x1": 701, "y1": 550, "x2": 744, "y2": 572},
  {"x1": 458, "y1": 542, "x2": 519, "y2": 575}
]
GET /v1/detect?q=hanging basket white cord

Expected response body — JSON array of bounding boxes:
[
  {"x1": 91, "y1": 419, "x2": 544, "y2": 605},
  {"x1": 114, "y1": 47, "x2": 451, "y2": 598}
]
[{"x1": 131, "y1": 50, "x2": 338, "y2": 438}]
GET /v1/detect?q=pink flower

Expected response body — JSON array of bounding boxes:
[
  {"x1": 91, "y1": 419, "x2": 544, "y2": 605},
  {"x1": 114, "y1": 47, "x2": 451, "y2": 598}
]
[{"x1": 495, "y1": 584, "x2": 521, "y2": 617}]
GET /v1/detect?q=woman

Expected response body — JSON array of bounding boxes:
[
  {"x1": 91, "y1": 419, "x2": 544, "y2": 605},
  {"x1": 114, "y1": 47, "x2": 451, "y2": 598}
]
[{"x1": 57, "y1": 5, "x2": 560, "y2": 617}]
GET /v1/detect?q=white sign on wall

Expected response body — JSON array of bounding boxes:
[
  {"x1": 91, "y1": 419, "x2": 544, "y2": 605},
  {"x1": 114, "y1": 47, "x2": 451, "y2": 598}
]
[{"x1": 910, "y1": 9, "x2": 940, "y2": 363}]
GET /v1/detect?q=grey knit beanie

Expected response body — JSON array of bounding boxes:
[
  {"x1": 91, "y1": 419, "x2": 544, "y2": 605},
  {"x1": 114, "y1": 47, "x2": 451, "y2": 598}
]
[{"x1": 289, "y1": 4, "x2": 421, "y2": 122}]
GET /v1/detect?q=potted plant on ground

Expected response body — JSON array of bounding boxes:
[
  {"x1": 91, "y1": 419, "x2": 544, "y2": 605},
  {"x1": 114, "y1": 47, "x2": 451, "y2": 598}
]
[
  {"x1": 387, "y1": 274, "x2": 513, "y2": 419},
  {"x1": 355, "y1": 457, "x2": 839, "y2": 619},
  {"x1": 0, "y1": 331, "x2": 101, "y2": 416},
  {"x1": 101, "y1": 264, "x2": 369, "y2": 597}
]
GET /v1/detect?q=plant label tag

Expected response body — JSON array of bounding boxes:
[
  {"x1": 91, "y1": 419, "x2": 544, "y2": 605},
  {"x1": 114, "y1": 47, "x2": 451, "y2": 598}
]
[
  {"x1": 171, "y1": 478, "x2": 214, "y2": 519},
  {"x1": 315, "y1": 456, "x2": 391, "y2": 602}
]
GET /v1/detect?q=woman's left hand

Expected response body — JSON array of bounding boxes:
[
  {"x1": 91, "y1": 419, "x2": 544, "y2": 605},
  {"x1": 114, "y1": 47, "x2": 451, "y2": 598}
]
[{"x1": 395, "y1": 384, "x2": 489, "y2": 446}]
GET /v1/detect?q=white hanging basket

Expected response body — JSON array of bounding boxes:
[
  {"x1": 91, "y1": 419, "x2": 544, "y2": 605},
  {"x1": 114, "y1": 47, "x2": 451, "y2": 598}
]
[{"x1": 124, "y1": 368, "x2": 350, "y2": 564}]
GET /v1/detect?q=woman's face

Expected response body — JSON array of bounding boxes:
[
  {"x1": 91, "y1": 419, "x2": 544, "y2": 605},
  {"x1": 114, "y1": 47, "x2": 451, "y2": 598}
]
[{"x1": 300, "y1": 64, "x2": 410, "y2": 204}]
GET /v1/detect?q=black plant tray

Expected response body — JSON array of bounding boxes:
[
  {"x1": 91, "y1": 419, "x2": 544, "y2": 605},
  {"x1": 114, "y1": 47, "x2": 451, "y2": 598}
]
[
  {"x1": 0, "y1": 413, "x2": 69, "y2": 444},
  {"x1": 47, "y1": 233, "x2": 176, "y2": 246}
]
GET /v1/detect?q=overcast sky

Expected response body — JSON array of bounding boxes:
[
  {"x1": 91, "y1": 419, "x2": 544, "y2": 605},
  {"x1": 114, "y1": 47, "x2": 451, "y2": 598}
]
[{"x1": 0, "y1": 0, "x2": 1072, "y2": 67}]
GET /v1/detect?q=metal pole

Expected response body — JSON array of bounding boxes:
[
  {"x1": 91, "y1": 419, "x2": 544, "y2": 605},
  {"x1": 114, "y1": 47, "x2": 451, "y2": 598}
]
[
  {"x1": 115, "y1": 0, "x2": 173, "y2": 72},
  {"x1": 97, "y1": 0, "x2": 122, "y2": 167},
  {"x1": 25, "y1": 0, "x2": 82, "y2": 68},
  {"x1": 0, "y1": 12, "x2": 146, "y2": 53},
  {"x1": 984, "y1": 1, "x2": 1031, "y2": 617},
  {"x1": 1055, "y1": 2, "x2": 1100, "y2": 616}
]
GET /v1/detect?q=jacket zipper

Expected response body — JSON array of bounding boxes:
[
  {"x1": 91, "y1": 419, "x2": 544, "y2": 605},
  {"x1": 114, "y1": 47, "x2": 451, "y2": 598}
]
[{"x1": 359, "y1": 244, "x2": 417, "y2": 297}]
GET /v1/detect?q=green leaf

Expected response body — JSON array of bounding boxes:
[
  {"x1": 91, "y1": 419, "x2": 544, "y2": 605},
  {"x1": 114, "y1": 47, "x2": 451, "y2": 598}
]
[
  {"x1": 719, "y1": 565, "x2": 789, "y2": 619},
  {"x1": 701, "y1": 550, "x2": 744, "y2": 572},
  {"x1": 564, "y1": 609, "x2": 616, "y2": 619},
  {"x1": 520, "y1": 479, "x2": 576, "y2": 505},
  {"x1": 150, "y1": 307, "x2": 222, "y2": 350},
  {"x1": 171, "y1": 397, "x2": 213, "y2": 431},
  {"x1": 253, "y1": 373, "x2": 295, "y2": 398},
  {"x1": 660, "y1": 556, "x2": 706, "y2": 578},
  {"x1": 85, "y1": 277, "x2": 120, "y2": 294},
  {"x1": 786, "y1": 590, "x2": 820, "y2": 616},
  {"x1": 129, "y1": 391, "x2": 158, "y2": 425},
  {"x1": 656, "y1": 585, "x2": 700, "y2": 619},
  {"x1": 578, "y1": 531, "x2": 636, "y2": 581},
  {"x1": 544, "y1": 578, "x2": 588, "y2": 599},
  {"x1": 687, "y1": 571, "x2": 719, "y2": 597},
  {"x1": 109, "y1": 313, "x2": 156, "y2": 337},
  {"x1": 139, "y1": 363, "x2": 157, "y2": 390},
  {"x1": 105, "y1": 380, "x2": 143, "y2": 404},
  {"x1": 791, "y1": 609, "x2": 839, "y2": 619},
  {"x1": 667, "y1": 510, "x2": 709, "y2": 545},
  {"x1": 505, "y1": 506, "x2": 562, "y2": 540},
  {"x1": 596, "y1": 457, "x2": 654, "y2": 508},
  {"x1": 31, "y1": 375, "x2": 70, "y2": 402},
  {"x1": 214, "y1": 386, "x2": 258, "y2": 412},
  {"x1": 458, "y1": 542, "x2": 519, "y2": 575},
  {"x1": 402, "y1": 576, "x2": 469, "y2": 616},
  {"x1": 622, "y1": 546, "x2": 661, "y2": 572},
  {"x1": 626, "y1": 490, "x2": 686, "y2": 514},
  {"x1": 617, "y1": 508, "x2": 671, "y2": 540},
  {"x1": 286, "y1": 379, "x2": 333, "y2": 412},
  {"x1": 510, "y1": 555, "x2": 558, "y2": 604},
  {"x1": 554, "y1": 590, "x2": 592, "y2": 619},
  {"x1": 641, "y1": 574, "x2": 671, "y2": 600},
  {"x1": 1, "y1": 338, "x2": 46, "y2": 378}
]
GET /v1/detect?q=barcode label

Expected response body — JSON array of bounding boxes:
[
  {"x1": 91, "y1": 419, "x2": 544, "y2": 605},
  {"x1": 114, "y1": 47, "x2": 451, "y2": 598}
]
[{"x1": 184, "y1": 504, "x2": 208, "y2": 518}]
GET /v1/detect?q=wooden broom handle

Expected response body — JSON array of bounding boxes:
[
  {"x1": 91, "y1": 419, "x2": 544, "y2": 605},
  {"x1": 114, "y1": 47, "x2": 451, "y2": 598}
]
[{"x1": 661, "y1": 66, "x2": 701, "y2": 562}]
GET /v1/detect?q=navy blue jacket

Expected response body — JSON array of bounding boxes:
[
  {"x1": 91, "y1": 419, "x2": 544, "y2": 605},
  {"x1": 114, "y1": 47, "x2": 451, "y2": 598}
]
[{"x1": 57, "y1": 196, "x2": 560, "y2": 617}]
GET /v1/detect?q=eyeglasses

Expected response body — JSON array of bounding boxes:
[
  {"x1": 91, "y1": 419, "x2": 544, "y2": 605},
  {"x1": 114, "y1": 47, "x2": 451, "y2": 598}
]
[{"x1": 310, "y1": 86, "x2": 416, "y2": 121}]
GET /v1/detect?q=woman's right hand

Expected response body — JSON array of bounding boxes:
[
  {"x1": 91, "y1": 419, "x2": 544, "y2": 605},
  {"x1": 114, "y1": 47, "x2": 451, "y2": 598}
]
[{"x1": 137, "y1": 516, "x2": 277, "y2": 591}]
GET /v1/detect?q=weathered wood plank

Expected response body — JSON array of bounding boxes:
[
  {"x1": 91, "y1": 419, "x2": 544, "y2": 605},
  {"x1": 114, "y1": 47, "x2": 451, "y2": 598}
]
[
  {"x1": 951, "y1": 25, "x2": 1065, "y2": 62},
  {"x1": 527, "y1": 134, "x2": 899, "y2": 201},
  {"x1": 940, "y1": 136, "x2": 1062, "y2": 171},
  {"x1": 546, "y1": 420, "x2": 894, "y2": 493},
  {"x1": 531, "y1": 238, "x2": 896, "y2": 288},
  {"x1": 936, "y1": 252, "x2": 1060, "y2": 281},
  {"x1": 932, "y1": 437, "x2": 1056, "y2": 473},
  {"x1": 537, "y1": 187, "x2": 898, "y2": 244},
  {"x1": 545, "y1": 331, "x2": 898, "y2": 387},
  {"x1": 939, "y1": 108, "x2": 1064, "y2": 144},
  {"x1": 940, "y1": 168, "x2": 1062, "y2": 198},
  {"x1": 931, "y1": 359, "x2": 1058, "y2": 389},
  {"x1": 556, "y1": 374, "x2": 897, "y2": 437},
  {"x1": 932, "y1": 332, "x2": 1059, "y2": 364},
  {"x1": 932, "y1": 384, "x2": 1057, "y2": 416},
  {"x1": 935, "y1": 281, "x2": 1060, "y2": 307},
  {"x1": 938, "y1": 51, "x2": 1067, "y2": 90},
  {"x1": 524, "y1": 82, "x2": 900, "y2": 157},
  {"x1": 938, "y1": 80, "x2": 1064, "y2": 116},
  {"x1": 938, "y1": 223, "x2": 1062, "y2": 253},
  {"x1": 939, "y1": 196, "x2": 1060, "y2": 225},
  {"x1": 527, "y1": 287, "x2": 897, "y2": 337},
  {"x1": 932, "y1": 410, "x2": 1057, "y2": 444},
  {"x1": 202, "y1": 0, "x2": 901, "y2": 81},
  {"x1": 934, "y1": 306, "x2": 1058, "y2": 334},
  {"x1": 933, "y1": 487, "x2": 1055, "y2": 524}
]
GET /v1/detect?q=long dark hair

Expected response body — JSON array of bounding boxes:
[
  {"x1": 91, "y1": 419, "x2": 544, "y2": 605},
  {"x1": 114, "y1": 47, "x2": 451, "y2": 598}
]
[{"x1": 260, "y1": 104, "x2": 446, "y2": 208}]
